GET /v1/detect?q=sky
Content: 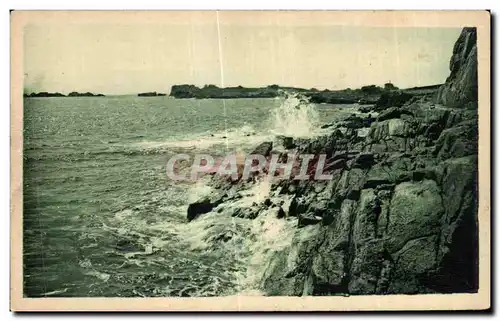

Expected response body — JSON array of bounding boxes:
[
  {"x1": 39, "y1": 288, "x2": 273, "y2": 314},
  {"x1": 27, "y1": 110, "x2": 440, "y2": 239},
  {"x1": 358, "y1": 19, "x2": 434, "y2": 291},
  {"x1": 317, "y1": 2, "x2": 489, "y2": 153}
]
[{"x1": 23, "y1": 12, "x2": 462, "y2": 95}]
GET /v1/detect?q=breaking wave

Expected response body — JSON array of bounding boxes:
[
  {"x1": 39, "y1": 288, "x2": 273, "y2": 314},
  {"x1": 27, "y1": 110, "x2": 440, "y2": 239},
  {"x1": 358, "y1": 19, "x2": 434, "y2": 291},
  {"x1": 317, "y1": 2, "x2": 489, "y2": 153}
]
[{"x1": 269, "y1": 91, "x2": 320, "y2": 138}]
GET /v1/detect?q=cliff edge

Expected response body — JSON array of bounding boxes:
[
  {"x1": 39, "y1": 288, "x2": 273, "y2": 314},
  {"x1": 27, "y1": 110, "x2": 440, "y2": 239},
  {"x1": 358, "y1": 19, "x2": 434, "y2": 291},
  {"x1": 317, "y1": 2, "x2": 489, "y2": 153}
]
[{"x1": 436, "y1": 27, "x2": 478, "y2": 108}]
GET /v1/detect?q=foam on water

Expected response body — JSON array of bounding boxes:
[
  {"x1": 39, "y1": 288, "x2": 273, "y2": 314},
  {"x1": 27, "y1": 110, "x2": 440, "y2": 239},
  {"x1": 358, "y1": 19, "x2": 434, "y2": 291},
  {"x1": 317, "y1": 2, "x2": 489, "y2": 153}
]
[
  {"x1": 141, "y1": 92, "x2": 323, "y2": 295},
  {"x1": 170, "y1": 175, "x2": 299, "y2": 295},
  {"x1": 131, "y1": 92, "x2": 322, "y2": 154}
]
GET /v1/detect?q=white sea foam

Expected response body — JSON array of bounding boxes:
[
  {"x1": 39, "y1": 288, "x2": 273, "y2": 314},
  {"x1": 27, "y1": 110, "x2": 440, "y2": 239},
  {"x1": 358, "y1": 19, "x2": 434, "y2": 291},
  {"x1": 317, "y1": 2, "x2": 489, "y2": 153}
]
[{"x1": 269, "y1": 92, "x2": 320, "y2": 138}]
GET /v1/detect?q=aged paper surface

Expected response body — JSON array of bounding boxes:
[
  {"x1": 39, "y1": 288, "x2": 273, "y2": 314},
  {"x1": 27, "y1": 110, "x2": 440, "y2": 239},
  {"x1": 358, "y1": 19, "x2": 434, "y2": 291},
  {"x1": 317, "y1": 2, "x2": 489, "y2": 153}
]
[{"x1": 11, "y1": 10, "x2": 490, "y2": 311}]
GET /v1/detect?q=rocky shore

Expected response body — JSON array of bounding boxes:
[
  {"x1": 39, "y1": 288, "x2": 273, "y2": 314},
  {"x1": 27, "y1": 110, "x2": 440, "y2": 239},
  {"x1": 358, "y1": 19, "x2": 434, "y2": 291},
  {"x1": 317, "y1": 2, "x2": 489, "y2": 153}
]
[{"x1": 186, "y1": 27, "x2": 478, "y2": 295}]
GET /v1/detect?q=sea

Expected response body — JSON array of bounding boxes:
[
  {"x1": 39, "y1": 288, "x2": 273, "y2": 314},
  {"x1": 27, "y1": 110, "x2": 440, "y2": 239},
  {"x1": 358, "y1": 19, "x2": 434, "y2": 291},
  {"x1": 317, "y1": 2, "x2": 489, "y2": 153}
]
[{"x1": 23, "y1": 95, "x2": 361, "y2": 297}]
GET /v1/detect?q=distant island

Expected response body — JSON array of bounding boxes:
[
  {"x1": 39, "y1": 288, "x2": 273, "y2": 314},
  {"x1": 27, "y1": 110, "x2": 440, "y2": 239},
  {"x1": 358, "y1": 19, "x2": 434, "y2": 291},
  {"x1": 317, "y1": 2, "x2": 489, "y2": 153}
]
[
  {"x1": 169, "y1": 83, "x2": 442, "y2": 105},
  {"x1": 24, "y1": 92, "x2": 105, "y2": 98},
  {"x1": 137, "y1": 92, "x2": 167, "y2": 97},
  {"x1": 68, "y1": 92, "x2": 105, "y2": 97}
]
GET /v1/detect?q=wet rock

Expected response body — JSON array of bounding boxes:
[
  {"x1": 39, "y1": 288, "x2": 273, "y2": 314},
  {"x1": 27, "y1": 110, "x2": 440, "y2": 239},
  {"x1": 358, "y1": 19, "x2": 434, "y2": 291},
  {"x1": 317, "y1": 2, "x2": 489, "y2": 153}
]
[
  {"x1": 297, "y1": 213, "x2": 323, "y2": 228},
  {"x1": 115, "y1": 239, "x2": 142, "y2": 252},
  {"x1": 359, "y1": 105, "x2": 375, "y2": 113},
  {"x1": 231, "y1": 206, "x2": 260, "y2": 219},
  {"x1": 250, "y1": 141, "x2": 273, "y2": 157},
  {"x1": 187, "y1": 199, "x2": 215, "y2": 221},
  {"x1": 276, "y1": 206, "x2": 286, "y2": 219},
  {"x1": 261, "y1": 225, "x2": 322, "y2": 296},
  {"x1": 276, "y1": 135, "x2": 295, "y2": 149},
  {"x1": 289, "y1": 196, "x2": 310, "y2": 217},
  {"x1": 187, "y1": 194, "x2": 225, "y2": 221},
  {"x1": 211, "y1": 230, "x2": 236, "y2": 243}
]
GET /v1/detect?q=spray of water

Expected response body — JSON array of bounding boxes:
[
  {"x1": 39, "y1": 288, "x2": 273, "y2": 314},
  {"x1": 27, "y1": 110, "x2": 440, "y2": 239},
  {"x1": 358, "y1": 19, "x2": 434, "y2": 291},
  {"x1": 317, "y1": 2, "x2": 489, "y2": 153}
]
[{"x1": 269, "y1": 91, "x2": 320, "y2": 138}]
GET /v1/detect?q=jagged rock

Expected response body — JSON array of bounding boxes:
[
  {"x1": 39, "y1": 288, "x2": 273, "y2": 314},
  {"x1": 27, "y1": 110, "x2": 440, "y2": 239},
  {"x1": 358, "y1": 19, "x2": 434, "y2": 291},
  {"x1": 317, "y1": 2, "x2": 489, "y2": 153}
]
[
  {"x1": 187, "y1": 194, "x2": 225, "y2": 221},
  {"x1": 434, "y1": 119, "x2": 478, "y2": 159},
  {"x1": 276, "y1": 206, "x2": 286, "y2": 219},
  {"x1": 368, "y1": 118, "x2": 415, "y2": 140},
  {"x1": 231, "y1": 205, "x2": 260, "y2": 219},
  {"x1": 436, "y1": 28, "x2": 477, "y2": 108},
  {"x1": 276, "y1": 136, "x2": 295, "y2": 149},
  {"x1": 387, "y1": 119, "x2": 415, "y2": 137},
  {"x1": 250, "y1": 141, "x2": 273, "y2": 157},
  {"x1": 359, "y1": 105, "x2": 375, "y2": 113},
  {"x1": 307, "y1": 200, "x2": 329, "y2": 217},
  {"x1": 298, "y1": 213, "x2": 323, "y2": 228},
  {"x1": 377, "y1": 106, "x2": 413, "y2": 121},
  {"x1": 340, "y1": 115, "x2": 375, "y2": 129},
  {"x1": 327, "y1": 158, "x2": 347, "y2": 170},
  {"x1": 289, "y1": 196, "x2": 310, "y2": 217},
  {"x1": 335, "y1": 168, "x2": 365, "y2": 200},
  {"x1": 352, "y1": 152, "x2": 376, "y2": 169}
]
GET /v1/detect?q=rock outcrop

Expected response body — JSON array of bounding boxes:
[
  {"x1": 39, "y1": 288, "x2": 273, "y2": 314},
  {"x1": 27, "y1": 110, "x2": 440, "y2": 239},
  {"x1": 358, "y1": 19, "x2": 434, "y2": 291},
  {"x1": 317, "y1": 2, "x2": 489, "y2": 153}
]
[
  {"x1": 436, "y1": 27, "x2": 478, "y2": 108},
  {"x1": 186, "y1": 27, "x2": 479, "y2": 295}
]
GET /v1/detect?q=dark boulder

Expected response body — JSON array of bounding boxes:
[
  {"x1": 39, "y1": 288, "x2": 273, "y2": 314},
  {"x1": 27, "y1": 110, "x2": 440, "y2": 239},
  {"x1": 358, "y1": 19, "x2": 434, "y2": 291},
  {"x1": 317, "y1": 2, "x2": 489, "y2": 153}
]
[
  {"x1": 250, "y1": 141, "x2": 273, "y2": 157},
  {"x1": 276, "y1": 206, "x2": 286, "y2": 219},
  {"x1": 352, "y1": 152, "x2": 376, "y2": 169},
  {"x1": 187, "y1": 194, "x2": 225, "y2": 221},
  {"x1": 298, "y1": 213, "x2": 323, "y2": 228},
  {"x1": 289, "y1": 196, "x2": 310, "y2": 217},
  {"x1": 276, "y1": 136, "x2": 295, "y2": 149}
]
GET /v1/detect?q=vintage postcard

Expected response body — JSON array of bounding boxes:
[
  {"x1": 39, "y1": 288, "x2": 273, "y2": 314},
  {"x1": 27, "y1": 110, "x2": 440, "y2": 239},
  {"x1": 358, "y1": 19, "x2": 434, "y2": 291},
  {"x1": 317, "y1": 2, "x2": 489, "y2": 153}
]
[{"x1": 11, "y1": 10, "x2": 490, "y2": 311}]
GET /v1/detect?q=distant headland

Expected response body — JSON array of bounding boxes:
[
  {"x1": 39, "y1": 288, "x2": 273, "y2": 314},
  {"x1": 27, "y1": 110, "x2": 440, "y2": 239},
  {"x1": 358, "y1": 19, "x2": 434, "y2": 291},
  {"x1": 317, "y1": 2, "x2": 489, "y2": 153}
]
[
  {"x1": 24, "y1": 92, "x2": 105, "y2": 98},
  {"x1": 169, "y1": 83, "x2": 442, "y2": 105}
]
